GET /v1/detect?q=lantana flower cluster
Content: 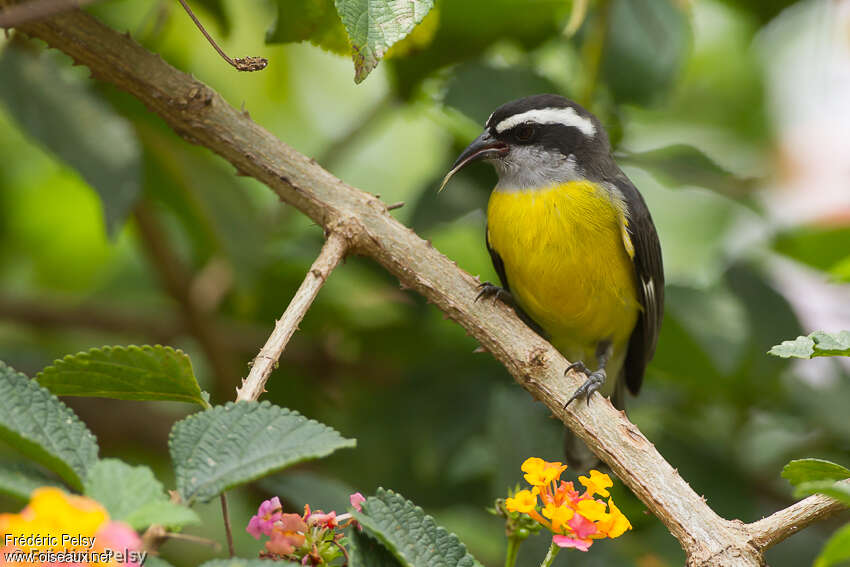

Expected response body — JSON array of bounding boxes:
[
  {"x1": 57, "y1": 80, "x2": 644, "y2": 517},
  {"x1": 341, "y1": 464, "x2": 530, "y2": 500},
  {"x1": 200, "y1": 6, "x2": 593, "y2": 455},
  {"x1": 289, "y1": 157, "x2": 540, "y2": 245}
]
[
  {"x1": 0, "y1": 487, "x2": 143, "y2": 567},
  {"x1": 247, "y1": 493, "x2": 365, "y2": 565},
  {"x1": 504, "y1": 457, "x2": 631, "y2": 551}
]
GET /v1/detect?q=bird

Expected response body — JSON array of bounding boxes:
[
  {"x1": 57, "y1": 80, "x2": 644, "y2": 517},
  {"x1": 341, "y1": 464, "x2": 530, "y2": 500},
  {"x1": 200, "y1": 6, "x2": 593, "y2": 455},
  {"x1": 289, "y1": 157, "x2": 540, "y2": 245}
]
[{"x1": 439, "y1": 94, "x2": 664, "y2": 469}]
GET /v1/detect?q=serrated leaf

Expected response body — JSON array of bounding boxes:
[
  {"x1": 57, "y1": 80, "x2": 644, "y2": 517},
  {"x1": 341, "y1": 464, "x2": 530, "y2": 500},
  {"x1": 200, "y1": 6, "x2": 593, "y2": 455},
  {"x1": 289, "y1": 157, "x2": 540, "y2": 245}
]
[
  {"x1": 811, "y1": 331, "x2": 850, "y2": 356},
  {"x1": 84, "y1": 459, "x2": 199, "y2": 530},
  {"x1": 0, "y1": 460, "x2": 62, "y2": 502},
  {"x1": 769, "y1": 331, "x2": 850, "y2": 359},
  {"x1": 170, "y1": 401, "x2": 356, "y2": 502},
  {"x1": 349, "y1": 528, "x2": 403, "y2": 567},
  {"x1": 200, "y1": 559, "x2": 300, "y2": 567},
  {"x1": 353, "y1": 488, "x2": 482, "y2": 567},
  {"x1": 768, "y1": 336, "x2": 815, "y2": 358},
  {"x1": 815, "y1": 523, "x2": 850, "y2": 567},
  {"x1": 0, "y1": 362, "x2": 98, "y2": 490},
  {"x1": 266, "y1": 0, "x2": 350, "y2": 54},
  {"x1": 37, "y1": 345, "x2": 207, "y2": 407},
  {"x1": 0, "y1": 44, "x2": 141, "y2": 235},
  {"x1": 794, "y1": 481, "x2": 850, "y2": 507},
  {"x1": 334, "y1": 0, "x2": 435, "y2": 83},
  {"x1": 782, "y1": 459, "x2": 850, "y2": 486}
]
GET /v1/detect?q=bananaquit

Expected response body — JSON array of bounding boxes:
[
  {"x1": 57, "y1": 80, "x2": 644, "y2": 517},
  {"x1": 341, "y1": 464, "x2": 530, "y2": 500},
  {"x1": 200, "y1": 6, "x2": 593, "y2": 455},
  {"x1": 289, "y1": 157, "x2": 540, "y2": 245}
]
[{"x1": 440, "y1": 95, "x2": 664, "y2": 467}]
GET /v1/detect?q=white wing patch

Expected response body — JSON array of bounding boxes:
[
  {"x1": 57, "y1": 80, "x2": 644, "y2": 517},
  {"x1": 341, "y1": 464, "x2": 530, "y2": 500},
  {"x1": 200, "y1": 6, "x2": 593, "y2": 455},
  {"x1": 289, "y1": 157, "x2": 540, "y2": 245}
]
[
  {"x1": 494, "y1": 107, "x2": 596, "y2": 137},
  {"x1": 641, "y1": 277, "x2": 656, "y2": 315}
]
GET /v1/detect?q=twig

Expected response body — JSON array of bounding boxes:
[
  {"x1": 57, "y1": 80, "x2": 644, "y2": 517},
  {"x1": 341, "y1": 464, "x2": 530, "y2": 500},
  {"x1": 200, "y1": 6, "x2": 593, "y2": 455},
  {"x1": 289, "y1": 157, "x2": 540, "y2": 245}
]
[
  {"x1": 175, "y1": 0, "x2": 266, "y2": 72},
  {"x1": 746, "y1": 479, "x2": 850, "y2": 550},
  {"x1": 6, "y1": 5, "x2": 845, "y2": 564},
  {"x1": 0, "y1": 0, "x2": 96, "y2": 27},
  {"x1": 236, "y1": 232, "x2": 348, "y2": 402},
  {"x1": 220, "y1": 492, "x2": 235, "y2": 557}
]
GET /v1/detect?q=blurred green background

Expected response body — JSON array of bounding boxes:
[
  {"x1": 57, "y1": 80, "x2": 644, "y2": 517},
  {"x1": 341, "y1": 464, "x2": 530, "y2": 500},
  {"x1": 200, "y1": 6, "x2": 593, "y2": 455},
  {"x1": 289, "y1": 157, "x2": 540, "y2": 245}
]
[{"x1": 1, "y1": 0, "x2": 849, "y2": 565}]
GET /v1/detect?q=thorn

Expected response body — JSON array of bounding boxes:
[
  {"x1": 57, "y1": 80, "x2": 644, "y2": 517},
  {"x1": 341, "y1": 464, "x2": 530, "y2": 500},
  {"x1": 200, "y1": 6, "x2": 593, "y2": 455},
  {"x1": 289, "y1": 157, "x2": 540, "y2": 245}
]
[
  {"x1": 386, "y1": 201, "x2": 405, "y2": 211},
  {"x1": 472, "y1": 346, "x2": 486, "y2": 353}
]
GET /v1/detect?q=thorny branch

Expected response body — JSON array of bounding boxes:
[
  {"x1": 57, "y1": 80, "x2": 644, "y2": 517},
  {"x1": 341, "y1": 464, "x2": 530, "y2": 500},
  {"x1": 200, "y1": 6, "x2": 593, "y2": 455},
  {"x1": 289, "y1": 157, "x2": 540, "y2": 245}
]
[
  {"x1": 1, "y1": 3, "x2": 847, "y2": 566},
  {"x1": 0, "y1": 0, "x2": 96, "y2": 27}
]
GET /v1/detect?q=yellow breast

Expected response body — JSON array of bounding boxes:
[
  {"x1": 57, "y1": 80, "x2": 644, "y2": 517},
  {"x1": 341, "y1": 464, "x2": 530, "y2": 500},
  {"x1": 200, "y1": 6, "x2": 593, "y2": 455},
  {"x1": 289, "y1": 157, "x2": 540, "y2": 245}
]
[{"x1": 486, "y1": 181, "x2": 640, "y2": 359}]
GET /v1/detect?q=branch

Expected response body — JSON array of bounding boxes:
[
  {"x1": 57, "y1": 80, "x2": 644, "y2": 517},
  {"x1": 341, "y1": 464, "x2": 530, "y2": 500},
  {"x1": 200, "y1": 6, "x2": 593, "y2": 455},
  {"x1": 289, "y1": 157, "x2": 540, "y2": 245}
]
[
  {"x1": 3, "y1": 4, "x2": 846, "y2": 565},
  {"x1": 236, "y1": 231, "x2": 348, "y2": 402},
  {"x1": 746, "y1": 479, "x2": 850, "y2": 550}
]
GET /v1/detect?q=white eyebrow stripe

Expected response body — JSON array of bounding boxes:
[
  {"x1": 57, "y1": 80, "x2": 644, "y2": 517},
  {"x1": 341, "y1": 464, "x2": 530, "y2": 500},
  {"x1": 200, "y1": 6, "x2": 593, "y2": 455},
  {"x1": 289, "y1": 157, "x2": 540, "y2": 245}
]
[{"x1": 494, "y1": 107, "x2": 596, "y2": 137}]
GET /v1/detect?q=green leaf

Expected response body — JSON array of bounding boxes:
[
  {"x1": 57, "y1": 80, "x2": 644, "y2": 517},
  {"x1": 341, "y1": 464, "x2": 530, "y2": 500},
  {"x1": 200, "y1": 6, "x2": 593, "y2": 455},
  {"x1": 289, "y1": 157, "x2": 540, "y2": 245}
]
[
  {"x1": 0, "y1": 460, "x2": 62, "y2": 502},
  {"x1": 794, "y1": 481, "x2": 850, "y2": 507},
  {"x1": 334, "y1": 0, "x2": 435, "y2": 83},
  {"x1": 266, "y1": 0, "x2": 350, "y2": 54},
  {"x1": 601, "y1": 0, "x2": 690, "y2": 105},
  {"x1": 170, "y1": 401, "x2": 356, "y2": 502},
  {"x1": 84, "y1": 459, "x2": 200, "y2": 530},
  {"x1": 618, "y1": 145, "x2": 757, "y2": 199},
  {"x1": 769, "y1": 331, "x2": 850, "y2": 359},
  {"x1": 0, "y1": 44, "x2": 141, "y2": 235},
  {"x1": 353, "y1": 488, "x2": 482, "y2": 567},
  {"x1": 815, "y1": 523, "x2": 850, "y2": 567},
  {"x1": 36, "y1": 345, "x2": 207, "y2": 406},
  {"x1": 0, "y1": 361, "x2": 98, "y2": 490},
  {"x1": 349, "y1": 528, "x2": 403, "y2": 567},
  {"x1": 782, "y1": 459, "x2": 850, "y2": 486}
]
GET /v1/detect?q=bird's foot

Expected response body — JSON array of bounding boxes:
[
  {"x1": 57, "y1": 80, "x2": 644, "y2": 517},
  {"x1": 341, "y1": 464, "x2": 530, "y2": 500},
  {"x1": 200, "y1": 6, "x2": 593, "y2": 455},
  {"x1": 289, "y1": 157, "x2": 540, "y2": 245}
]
[
  {"x1": 475, "y1": 282, "x2": 514, "y2": 305},
  {"x1": 564, "y1": 361, "x2": 607, "y2": 407}
]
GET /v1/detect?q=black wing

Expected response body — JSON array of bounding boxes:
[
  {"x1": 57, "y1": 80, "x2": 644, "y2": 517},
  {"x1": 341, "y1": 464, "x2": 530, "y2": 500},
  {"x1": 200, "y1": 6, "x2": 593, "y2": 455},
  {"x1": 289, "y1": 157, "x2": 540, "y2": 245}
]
[
  {"x1": 486, "y1": 228, "x2": 510, "y2": 293},
  {"x1": 617, "y1": 177, "x2": 665, "y2": 395}
]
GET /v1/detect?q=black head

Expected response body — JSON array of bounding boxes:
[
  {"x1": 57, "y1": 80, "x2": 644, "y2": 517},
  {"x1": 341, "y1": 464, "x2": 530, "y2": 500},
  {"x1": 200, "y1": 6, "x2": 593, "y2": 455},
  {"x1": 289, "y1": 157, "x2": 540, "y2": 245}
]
[{"x1": 440, "y1": 94, "x2": 614, "y2": 191}]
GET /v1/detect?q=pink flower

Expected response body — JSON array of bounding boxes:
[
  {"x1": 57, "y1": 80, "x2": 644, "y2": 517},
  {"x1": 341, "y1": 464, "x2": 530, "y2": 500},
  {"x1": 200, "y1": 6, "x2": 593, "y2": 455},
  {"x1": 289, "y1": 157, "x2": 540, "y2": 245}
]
[
  {"x1": 246, "y1": 496, "x2": 282, "y2": 538},
  {"x1": 568, "y1": 512, "x2": 599, "y2": 539},
  {"x1": 350, "y1": 492, "x2": 365, "y2": 512},
  {"x1": 552, "y1": 534, "x2": 593, "y2": 551}
]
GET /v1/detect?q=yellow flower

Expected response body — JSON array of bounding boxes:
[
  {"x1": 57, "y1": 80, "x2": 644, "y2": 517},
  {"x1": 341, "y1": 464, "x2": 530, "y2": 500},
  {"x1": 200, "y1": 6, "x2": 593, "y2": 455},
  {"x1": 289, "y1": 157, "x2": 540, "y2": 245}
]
[
  {"x1": 505, "y1": 489, "x2": 538, "y2": 514},
  {"x1": 578, "y1": 469, "x2": 613, "y2": 498},
  {"x1": 596, "y1": 499, "x2": 632, "y2": 539},
  {"x1": 0, "y1": 487, "x2": 142, "y2": 566},
  {"x1": 576, "y1": 498, "x2": 607, "y2": 522},
  {"x1": 541, "y1": 503, "x2": 574, "y2": 533},
  {"x1": 521, "y1": 457, "x2": 566, "y2": 487}
]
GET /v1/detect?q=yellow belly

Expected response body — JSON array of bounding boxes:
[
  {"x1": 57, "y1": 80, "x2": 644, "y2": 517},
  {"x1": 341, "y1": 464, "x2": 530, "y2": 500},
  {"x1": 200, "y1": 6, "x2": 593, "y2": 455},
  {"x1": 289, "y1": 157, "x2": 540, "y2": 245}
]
[{"x1": 486, "y1": 182, "x2": 640, "y2": 365}]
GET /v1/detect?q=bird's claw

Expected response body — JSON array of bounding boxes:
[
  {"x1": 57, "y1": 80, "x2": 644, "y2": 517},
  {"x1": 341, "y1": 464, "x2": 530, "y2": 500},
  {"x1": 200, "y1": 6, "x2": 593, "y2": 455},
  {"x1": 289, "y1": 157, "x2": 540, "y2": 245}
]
[
  {"x1": 564, "y1": 361, "x2": 606, "y2": 407},
  {"x1": 475, "y1": 282, "x2": 512, "y2": 305}
]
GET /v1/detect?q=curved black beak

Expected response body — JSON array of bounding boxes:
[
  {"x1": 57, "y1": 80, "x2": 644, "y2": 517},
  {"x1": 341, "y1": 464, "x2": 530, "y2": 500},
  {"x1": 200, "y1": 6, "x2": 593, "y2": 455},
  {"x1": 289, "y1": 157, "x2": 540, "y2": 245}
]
[{"x1": 438, "y1": 131, "x2": 508, "y2": 192}]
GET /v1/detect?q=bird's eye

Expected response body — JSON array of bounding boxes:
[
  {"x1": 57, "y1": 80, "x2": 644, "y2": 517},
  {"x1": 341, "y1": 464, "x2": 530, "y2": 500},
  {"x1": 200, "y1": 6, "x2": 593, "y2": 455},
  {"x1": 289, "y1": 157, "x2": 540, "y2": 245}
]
[{"x1": 514, "y1": 124, "x2": 536, "y2": 143}]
